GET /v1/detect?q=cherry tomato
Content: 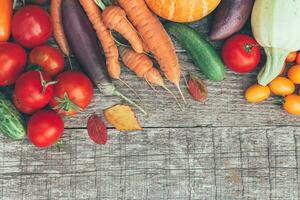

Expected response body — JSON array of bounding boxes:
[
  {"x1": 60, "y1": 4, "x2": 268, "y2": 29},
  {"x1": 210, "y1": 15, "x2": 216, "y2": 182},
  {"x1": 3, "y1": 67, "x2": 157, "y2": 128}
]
[
  {"x1": 13, "y1": 70, "x2": 56, "y2": 114},
  {"x1": 29, "y1": 45, "x2": 65, "y2": 76},
  {"x1": 245, "y1": 84, "x2": 270, "y2": 103},
  {"x1": 269, "y1": 77, "x2": 295, "y2": 96},
  {"x1": 283, "y1": 95, "x2": 300, "y2": 115},
  {"x1": 222, "y1": 34, "x2": 261, "y2": 73},
  {"x1": 12, "y1": 5, "x2": 52, "y2": 48},
  {"x1": 288, "y1": 64, "x2": 300, "y2": 84},
  {"x1": 50, "y1": 71, "x2": 93, "y2": 116},
  {"x1": 286, "y1": 52, "x2": 297, "y2": 63},
  {"x1": 27, "y1": 110, "x2": 64, "y2": 148},
  {"x1": 0, "y1": 42, "x2": 26, "y2": 86}
]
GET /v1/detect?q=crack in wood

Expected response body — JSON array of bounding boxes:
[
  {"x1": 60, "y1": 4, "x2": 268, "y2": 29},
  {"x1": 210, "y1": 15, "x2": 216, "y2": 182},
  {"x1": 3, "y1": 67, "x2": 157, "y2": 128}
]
[
  {"x1": 238, "y1": 129, "x2": 245, "y2": 200},
  {"x1": 1, "y1": 141, "x2": 4, "y2": 198},
  {"x1": 20, "y1": 141, "x2": 25, "y2": 200},
  {"x1": 294, "y1": 133, "x2": 300, "y2": 200},
  {"x1": 123, "y1": 134, "x2": 127, "y2": 200},
  {"x1": 2, "y1": 166, "x2": 300, "y2": 178},
  {"x1": 64, "y1": 125, "x2": 300, "y2": 130},
  {"x1": 118, "y1": 135, "x2": 124, "y2": 200},
  {"x1": 212, "y1": 128, "x2": 217, "y2": 200},
  {"x1": 73, "y1": 134, "x2": 78, "y2": 199},
  {"x1": 165, "y1": 130, "x2": 171, "y2": 199},
  {"x1": 266, "y1": 131, "x2": 272, "y2": 200},
  {"x1": 185, "y1": 132, "x2": 192, "y2": 200},
  {"x1": 145, "y1": 132, "x2": 149, "y2": 200}
]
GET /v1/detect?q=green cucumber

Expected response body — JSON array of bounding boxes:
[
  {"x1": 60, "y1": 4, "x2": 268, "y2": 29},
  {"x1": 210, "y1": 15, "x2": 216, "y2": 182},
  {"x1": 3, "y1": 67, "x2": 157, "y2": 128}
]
[
  {"x1": 165, "y1": 22, "x2": 225, "y2": 81},
  {"x1": 0, "y1": 93, "x2": 25, "y2": 140}
]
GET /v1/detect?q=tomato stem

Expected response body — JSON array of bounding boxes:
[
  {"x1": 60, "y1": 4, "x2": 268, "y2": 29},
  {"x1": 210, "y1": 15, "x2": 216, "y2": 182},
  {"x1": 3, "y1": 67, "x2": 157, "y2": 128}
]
[
  {"x1": 244, "y1": 43, "x2": 253, "y2": 52},
  {"x1": 53, "y1": 92, "x2": 82, "y2": 114},
  {"x1": 38, "y1": 72, "x2": 57, "y2": 95},
  {"x1": 54, "y1": 140, "x2": 64, "y2": 152}
]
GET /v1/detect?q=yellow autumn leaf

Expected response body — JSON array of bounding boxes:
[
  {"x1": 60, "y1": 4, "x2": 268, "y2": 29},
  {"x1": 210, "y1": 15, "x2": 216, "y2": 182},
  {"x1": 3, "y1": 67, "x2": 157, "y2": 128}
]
[{"x1": 103, "y1": 104, "x2": 143, "y2": 131}]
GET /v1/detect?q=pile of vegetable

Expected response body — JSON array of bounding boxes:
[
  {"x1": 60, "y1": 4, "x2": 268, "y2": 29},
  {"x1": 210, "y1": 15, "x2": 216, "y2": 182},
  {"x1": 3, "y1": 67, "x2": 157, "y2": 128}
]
[
  {"x1": 245, "y1": 51, "x2": 300, "y2": 115},
  {"x1": 0, "y1": 1, "x2": 97, "y2": 147},
  {"x1": 1, "y1": 0, "x2": 300, "y2": 148},
  {"x1": 244, "y1": 0, "x2": 300, "y2": 115},
  {"x1": 0, "y1": 0, "x2": 222, "y2": 148}
]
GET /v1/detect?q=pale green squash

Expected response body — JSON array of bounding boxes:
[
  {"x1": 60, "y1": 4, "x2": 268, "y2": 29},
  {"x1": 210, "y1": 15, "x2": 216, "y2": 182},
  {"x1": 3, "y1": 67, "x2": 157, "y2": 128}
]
[{"x1": 251, "y1": 0, "x2": 300, "y2": 86}]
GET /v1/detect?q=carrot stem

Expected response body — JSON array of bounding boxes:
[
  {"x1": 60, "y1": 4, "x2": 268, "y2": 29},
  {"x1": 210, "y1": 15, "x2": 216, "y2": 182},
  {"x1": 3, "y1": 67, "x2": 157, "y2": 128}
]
[
  {"x1": 114, "y1": 90, "x2": 148, "y2": 116},
  {"x1": 183, "y1": 72, "x2": 188, "y2": 88},
  {"x1": 176, "y1": 84, "x2": 187, "y2": 104},
  {"x1": 94, "y1": 0, "x2": 106, "y2": 10},
  {"x1": 118, "y1": 78, "x2": 143, "y2": 104},
  {"x1": 162, "y1": 85, "x2": 183, "y2": 110},
  {"x1": 145, "y1": 79, "x2": 157, "y2": 92},
  {"x1": 97, "y1": 83, "x2": 147, "y2": 115}
]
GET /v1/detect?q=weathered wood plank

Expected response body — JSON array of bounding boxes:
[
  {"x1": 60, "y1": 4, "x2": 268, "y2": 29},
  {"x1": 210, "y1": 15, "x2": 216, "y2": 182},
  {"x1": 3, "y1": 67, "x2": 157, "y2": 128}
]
[{"x1": 0, "y1": 127, "x2": 299, "y2": 200}]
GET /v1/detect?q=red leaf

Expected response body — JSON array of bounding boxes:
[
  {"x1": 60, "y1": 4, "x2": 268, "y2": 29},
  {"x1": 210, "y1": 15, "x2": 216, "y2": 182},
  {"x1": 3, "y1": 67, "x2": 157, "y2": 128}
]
[
  {"x1": 187, "y1": 75, "x2": 208, "y2": 102},
  {"x1": 87, "y1": 114, "x2": 107, "y2": 145}
]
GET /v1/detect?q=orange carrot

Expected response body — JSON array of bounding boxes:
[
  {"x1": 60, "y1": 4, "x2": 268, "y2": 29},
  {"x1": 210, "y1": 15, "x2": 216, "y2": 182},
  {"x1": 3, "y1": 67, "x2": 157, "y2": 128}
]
[
  {"x1": 117, "y1": 0, "x2": 185, "y2": 103},
  {"x1": 120, "y1": 47, "x2": 181, "y2": 106},
  {"x1": 101, "y1": 6, "x2": 144, "y2": 54},
  {"x1": 50, "y1": 0, "x2": 70, "y2": 56},
  {"x1": 79, "y1": 0, "x2": 120, "y2": 79},
  {"x1": 120, "y1": 47, "x2": 155, "y2": 82}
]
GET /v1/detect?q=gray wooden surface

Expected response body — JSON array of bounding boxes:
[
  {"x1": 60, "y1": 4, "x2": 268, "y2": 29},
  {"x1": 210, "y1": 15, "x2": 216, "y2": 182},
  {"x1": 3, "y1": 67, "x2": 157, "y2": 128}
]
[{"x1": 1, "y1": 9, "x2": 299, "y2": 200}]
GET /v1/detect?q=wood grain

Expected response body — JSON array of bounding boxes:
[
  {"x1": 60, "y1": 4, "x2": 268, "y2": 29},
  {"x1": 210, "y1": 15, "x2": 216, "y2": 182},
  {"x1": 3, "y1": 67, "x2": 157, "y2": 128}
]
[{"x1": 1, "y1": 127, "x2": 299, "y2": 200}]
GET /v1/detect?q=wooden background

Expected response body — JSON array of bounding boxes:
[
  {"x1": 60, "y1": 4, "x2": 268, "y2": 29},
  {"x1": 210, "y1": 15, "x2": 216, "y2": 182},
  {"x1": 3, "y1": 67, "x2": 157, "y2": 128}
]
[{"x1": 1, "y1": 4, "x2": 300, "y2": 200}]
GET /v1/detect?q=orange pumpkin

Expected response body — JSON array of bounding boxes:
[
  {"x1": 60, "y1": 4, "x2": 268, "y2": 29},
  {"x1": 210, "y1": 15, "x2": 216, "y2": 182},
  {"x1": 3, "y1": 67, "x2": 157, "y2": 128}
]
[{"x1": 145, "y1": 0, "x2": 221, "y2": 23}]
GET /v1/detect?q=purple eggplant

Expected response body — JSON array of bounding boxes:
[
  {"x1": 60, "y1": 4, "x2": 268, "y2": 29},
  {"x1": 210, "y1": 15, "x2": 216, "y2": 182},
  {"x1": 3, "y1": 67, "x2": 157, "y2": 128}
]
[
  {"x1": 210, "y1": 0, "x2": 254, "y2": 41},
  {"x1": 62, "y1": 0, "x2": 147, "y2": 115}
]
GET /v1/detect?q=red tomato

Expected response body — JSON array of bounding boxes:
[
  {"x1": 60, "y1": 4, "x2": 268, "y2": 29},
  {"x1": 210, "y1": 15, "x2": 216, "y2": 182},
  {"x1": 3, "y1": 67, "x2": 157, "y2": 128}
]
[
  {"x1": 27, "y1": 110, "x2": 64, "y2": 148},
  {"x1": 13, "y1": 94, "x2": 37, "y2": 114},
  {"x1": 222, "y1": 34, "x2": 261, "y2": 73},
  {"x1": 0, "y1": 42, "x2": 26, "y2": 86},
  {"x1": 12, "y1": 5, "x2": 52, "y2": 48},
  {"x1": 50, "y1": 71, "x2": 93, "y2": 116},
  {"x1": 13, "y1": 70, "x2": 56, "y2": 114},
  {"x1": 29, "y1": 45, "x2": 65, "y2": 76}
]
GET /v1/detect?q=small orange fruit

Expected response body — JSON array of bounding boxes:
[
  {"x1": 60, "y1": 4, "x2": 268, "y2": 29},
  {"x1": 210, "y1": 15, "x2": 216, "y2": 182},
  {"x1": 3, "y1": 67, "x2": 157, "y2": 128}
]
[
  {"x1": 283, "y1": 94, "x2": 300, "y2": 115},
  {"x1": 288, "y1": 64, "x2": 300, "y2": 84},
  {"x1": 245, "y1": 84, "x2": 270, "y2": 103},
  {"x1": 269, "y1": 77, "x2": 295, "y2": 96}
]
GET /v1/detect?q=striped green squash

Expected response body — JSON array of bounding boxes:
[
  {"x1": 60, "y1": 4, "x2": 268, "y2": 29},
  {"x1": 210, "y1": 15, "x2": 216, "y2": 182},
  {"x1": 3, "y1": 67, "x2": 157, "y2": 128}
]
[{"x1": 0, "y1": 93, "x2": 25, "y2": 140}]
